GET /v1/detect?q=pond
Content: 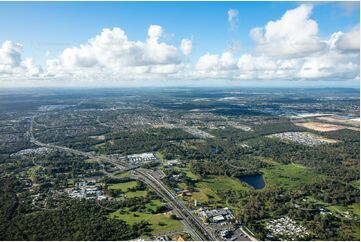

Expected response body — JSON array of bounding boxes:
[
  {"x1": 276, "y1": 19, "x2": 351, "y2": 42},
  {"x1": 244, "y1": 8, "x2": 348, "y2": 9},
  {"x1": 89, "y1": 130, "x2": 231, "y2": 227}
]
[
  {"x1": 210, "y1": 145, "x2": 219, "y2": 154},
  {"x1": 238, "y1": 174, "x2": 265, "y2": 189}
]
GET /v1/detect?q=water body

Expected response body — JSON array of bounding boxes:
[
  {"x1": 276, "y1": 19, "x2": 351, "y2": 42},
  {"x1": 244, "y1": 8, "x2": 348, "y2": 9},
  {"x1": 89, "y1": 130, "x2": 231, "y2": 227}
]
[
  {"x1": 238, "y1": 174, "x2": 265, "y2": 189},
  {"x1": 210, "y1": 145, "x2": 219, "y2": 154}
]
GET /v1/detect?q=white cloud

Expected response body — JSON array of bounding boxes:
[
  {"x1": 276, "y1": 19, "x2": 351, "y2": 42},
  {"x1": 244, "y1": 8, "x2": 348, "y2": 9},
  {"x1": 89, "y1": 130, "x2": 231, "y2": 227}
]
[
  {"x1": 298, "y1": 51, "x2": 359, "y2": 79},
  {"x1": 236, "y1": 54, "x2": 302, "y2": 80},
  {"x1": 46, "y1": 25, "x2": 189, "y2": 80},
  {"x1": 0, "y1": 4, "x2": 359, "y2": 86},
  {"x1": 220, "y1": 52, "x2": 238, "y2": 69},
  {"x1": 0, "y1": 41, "x2": 22, "y2": 73},
  {"x1": 148, "y1": 24, "x2": 163, "y2": 40},
  {"x1": 334, "y1": 25, "x2": 360, "y2": 52},
  {"x1": 228, "y1": 9, "x2": 239, "y2": 31},
  {"x1": 0, "y1": 41, "x2": 42, "y2": 78},
  {"x1": 22, "y1": 58, "x2": 43, "y2": 77},
  {"x1": 195, "y1": 52, "x2": 238, "y2": 72},
  {"x1": 250, "y1": 4, "x2": 326, "y2": 57},
  {"x1": 195, "y1": 44, "x2": 359, "y2": 82},
  {"x1": 327, "y1": 31, "x2": 343, "y2": 49},
  {"x1": 180, "y1": 39, "x2": 192, "y2": 56},
  {"x1": 213, "y1": 4, "x2": 359, "y2": 82},
  {"x1": 195, "y1": 52, "x2": 239, "y2": 78},
  {"x1": 195, "y1": 8, "x2": 359, "y2": 82},
  {"x1": 195, "y1": 53, "x2": 219, "y2": 71}
]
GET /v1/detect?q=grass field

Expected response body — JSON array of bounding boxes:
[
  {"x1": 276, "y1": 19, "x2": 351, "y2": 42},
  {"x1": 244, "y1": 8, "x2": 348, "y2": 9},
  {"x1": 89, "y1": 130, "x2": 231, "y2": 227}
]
[
  {"x1": 328, "y1": 203, "x2": 360, "y2": 239},
  {"x1": 201, "y1": 176, "x2": 250, "y2": 193},
  {"x1": 349, "y1": 203, "x2": 360, "y2": 216},
  {"x1": 115, "y1": 171, "x2": 130, "y2": 178},
  {"x1": 184, "y1": 175, "x2": 250, "y2": 206},
  {"x1": 180, "y1": 167, "x2": 199, "y2": 180},
  {"x1": 261, "y1": 163, "x2": 327, "y2": 189},
  {"x1": 171, "y1": 164, "x2": 249, "y2": 205},
  {"x1": 67, "y1": 179, "x2": 75, "y2": 186},
  {"x1": 327, "y1": 205, "x2": 347, "y2": 215},
  {"x1": 125, "y1": 190, "x2": 148, "y2": 198},
  {"x1": 155, "y1": 151, "x2": 165, "y2": 161},
  {"x1": 351, "y1": 180, "x2": 360, "y2": 189},
  {"x1": 327, "y1": 203, "x2": 360, "y2": 217},
  {"x1": 168, "y1": 166, "x2": 199, "y2": 180},
  {"x1": 94, "y1": 142, "x2": 106, "y2": 149},
  {"x1": 144, "y1": 199, "x2": 163, "y2": 212},
  {"x1": 305, "y1": 196, "x2": 360, "y2": 221},
  {"x1": 109, "y1": 206, "x2": 183, "y2": 235},
  {"x1": 108, "y1": 180, "x2": 148, "y2": 198},
  {"x1": 190, "y1": 183, "x2": 220, "y2": 203},
  {"x1": 108, "y1": 181, "x2": 138, "y2": 191},
  {"x1": 84, "y1": 158, "x2": 96, "y2": 163}
]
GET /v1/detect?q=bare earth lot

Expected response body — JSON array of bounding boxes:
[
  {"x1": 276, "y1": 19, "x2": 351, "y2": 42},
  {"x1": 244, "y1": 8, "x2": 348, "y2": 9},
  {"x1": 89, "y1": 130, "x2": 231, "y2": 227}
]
[
  {"x1": 295, "y1": 121, "x2": 359, "y2": 132},
  {"x1": 317, "y1": 116, "x2": 360, "y2": 127}
]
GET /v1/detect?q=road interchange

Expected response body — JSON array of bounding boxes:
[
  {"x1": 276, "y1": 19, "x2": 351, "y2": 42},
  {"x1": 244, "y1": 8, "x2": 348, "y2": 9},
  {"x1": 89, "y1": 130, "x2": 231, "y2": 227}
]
[{"x1": 28, "y1": 116, "x2": 216, "y2": 241}]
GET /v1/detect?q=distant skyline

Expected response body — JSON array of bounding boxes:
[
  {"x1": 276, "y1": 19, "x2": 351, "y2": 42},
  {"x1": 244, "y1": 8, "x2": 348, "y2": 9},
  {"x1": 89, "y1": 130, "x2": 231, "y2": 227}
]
[{"x1": 0, "y1": 1, "x2": 359, "y2": 88}]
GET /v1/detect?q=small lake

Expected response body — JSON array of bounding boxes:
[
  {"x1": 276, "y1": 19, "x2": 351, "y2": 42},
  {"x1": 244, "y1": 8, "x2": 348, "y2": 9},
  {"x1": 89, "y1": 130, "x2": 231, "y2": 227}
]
[
  {"x1": 210, "y1": 145, "x2": 219, "y2": 154},
  {"x1": 238, "y1": 174, "x2": 265, "y2": 189}
]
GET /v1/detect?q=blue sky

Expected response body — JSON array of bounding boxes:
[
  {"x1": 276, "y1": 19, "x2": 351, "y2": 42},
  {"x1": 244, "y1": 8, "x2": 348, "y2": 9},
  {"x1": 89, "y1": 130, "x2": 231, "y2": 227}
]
[{"x1": 0, "y1": 1, "x2": 359, "y2": 87}]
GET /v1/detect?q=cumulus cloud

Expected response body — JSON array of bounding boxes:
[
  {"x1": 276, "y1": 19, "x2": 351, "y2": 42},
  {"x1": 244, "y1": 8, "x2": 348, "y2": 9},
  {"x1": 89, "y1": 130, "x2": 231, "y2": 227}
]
[
  {"x1": 228, "y1": 9, "x2": 239, "y2": 31},
  {"x1": 298, "y1": 48, "x2": 359, "y2": 79},
  {"x1": 46, "y1": 25, "x2": 190, "y2": 80},
  {"x1": 0, "y1": 4, "x2": 359, "y2": 86},
  {"x1": 0, "y1": 41, "x2": 42, "y2": 78},
  {"x1": 0, "y1": 41, "x2": 22, "y2": 73},
  {"x1": 180, "y1": 39, "x2": 192, "y2": 56},
  {"x1": 195, "y1": 4, "x2": 359, "y2": 82},
  {"x1": 195, "y1": 52, "x2": 238, "y2": 78},
  {"x1": 250, "y1": 4, "x2": 326, "y2": 57},
  {"x1": 148, "y1": 24, "x2": 163, "y2": 40},
  {"x1": 334, "y1": 25, "x2": 360, "y2": 52},
  {"x1": 196, "y1": 52, "x2": 238, "y2": 71},
  {"x1": 196, "y1": 53, "x2": 219, "y2": 71}
]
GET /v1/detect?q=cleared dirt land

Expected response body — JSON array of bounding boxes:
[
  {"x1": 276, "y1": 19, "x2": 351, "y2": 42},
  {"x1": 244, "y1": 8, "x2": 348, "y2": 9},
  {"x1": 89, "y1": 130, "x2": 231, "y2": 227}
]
[
  {"x1": 295, "y1": 121, "x2": 359, "y2": 132},
  {"x1": 317, "y1": 116, "x2": 360, "y2": 127}
]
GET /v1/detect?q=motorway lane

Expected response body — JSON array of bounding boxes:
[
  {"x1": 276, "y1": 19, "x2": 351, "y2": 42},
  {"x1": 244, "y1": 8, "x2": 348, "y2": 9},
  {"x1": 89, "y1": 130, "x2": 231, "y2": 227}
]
[
  {"x1": 133, "y1": 172, "x2": 205, "y2": 240},
  {"x1": 28, "y1": 116, "x2": 216, "y2": 241},
  {"x1": 135, "y1": 169, "x2": 216, "y2": 241}
]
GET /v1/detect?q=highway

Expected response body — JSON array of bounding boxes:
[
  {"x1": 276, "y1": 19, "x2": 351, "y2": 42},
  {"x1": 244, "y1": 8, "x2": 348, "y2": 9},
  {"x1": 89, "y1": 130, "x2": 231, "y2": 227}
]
[
  {"x1": 28, "y1": 116, "x2": 216, "y2": 241},
  {"x1": 134, "y1": 169, "x2": 216, "y2": 241}
]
